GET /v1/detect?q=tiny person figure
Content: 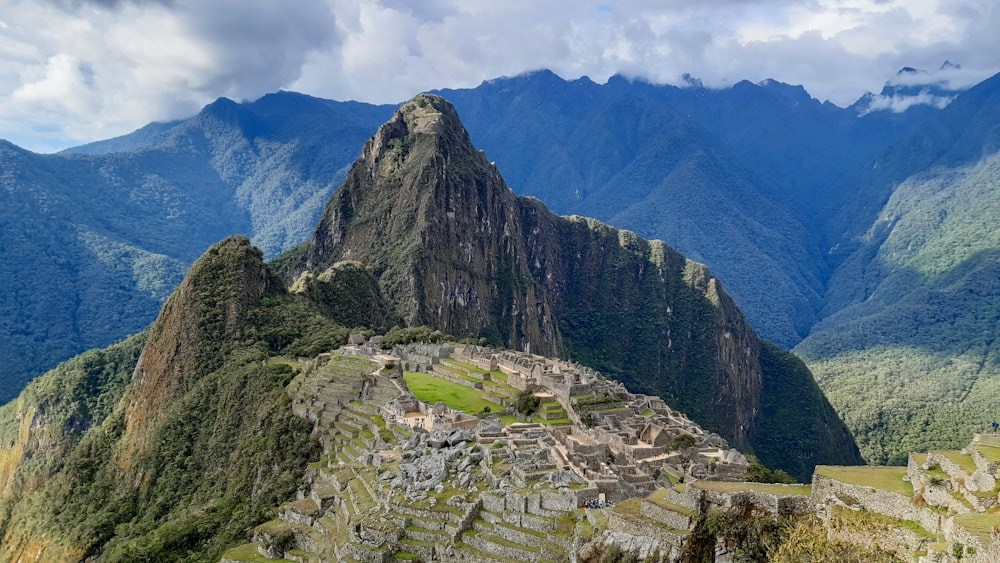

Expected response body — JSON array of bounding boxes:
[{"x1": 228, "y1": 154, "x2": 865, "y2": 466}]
[{"x1": 992, "y1": 420, "x2": 998, "y2": 434}]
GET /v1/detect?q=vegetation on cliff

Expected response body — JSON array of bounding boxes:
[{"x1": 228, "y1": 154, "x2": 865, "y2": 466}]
[
  {"x1": 0, "y1": 236, "x2": 352, "y2": 561},
  {"x1": 796, "y1": 73, "x2": 1000, "y2": 464}
]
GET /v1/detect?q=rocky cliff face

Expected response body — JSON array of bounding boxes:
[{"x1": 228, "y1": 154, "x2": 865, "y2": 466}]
[
  {"x1": 517, "y1": 203, "x2": 762, "y2": 447},
  {"x1": 305, "y1": 95, "x2": 561, "y2": 356},
  {"x1": 295, "y1": 94, "x2": 859, "y2": 474}
]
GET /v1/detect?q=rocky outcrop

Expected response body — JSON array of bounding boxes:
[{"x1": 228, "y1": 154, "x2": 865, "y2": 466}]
[{"x1": 304, "y1": 95, "x2": 560, "y2": 356}]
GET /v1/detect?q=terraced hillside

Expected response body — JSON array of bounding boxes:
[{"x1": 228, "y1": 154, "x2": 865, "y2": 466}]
[
  {"x1": 222, "y1": 340, "x2": 751, "y2": 563},
  {"x1": 217, "y1": 337, "x2": 1000, "y2": 562}
]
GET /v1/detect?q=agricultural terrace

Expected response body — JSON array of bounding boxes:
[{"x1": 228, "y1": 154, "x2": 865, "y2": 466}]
[{"x1": 815, "y1": 466, "x2": 913, "y2": 496}]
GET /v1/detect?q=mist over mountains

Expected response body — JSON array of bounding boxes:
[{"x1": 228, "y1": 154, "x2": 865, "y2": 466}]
[{"x1": 2, "y1": 66, "x2": 999, "y2": 463}]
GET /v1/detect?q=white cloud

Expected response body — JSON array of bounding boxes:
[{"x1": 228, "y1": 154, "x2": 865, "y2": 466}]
[
  {"x1": 860, "y1": 90, "x2": 956, "y2": 114},
  {"x1": 0, "y1": 0, "x2": 998, "y2": 152}
]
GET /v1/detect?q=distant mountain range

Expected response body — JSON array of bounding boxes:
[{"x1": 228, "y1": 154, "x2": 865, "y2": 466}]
[
  {"x1": 1, "y1": 66, "x2": 998, "y2": 464},
  {"x1": 0, "y1": 94, "x2": 393, "y2": 401}
]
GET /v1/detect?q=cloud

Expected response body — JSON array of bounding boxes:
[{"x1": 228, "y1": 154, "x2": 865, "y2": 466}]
[
  {"x1": 0, "y1": 0, "x2": 336, "y2": 152},
  {"x1": 1, "y1": 0, "x2": 999, "y2": 152},
  {"x1": 860, "y1": 89, "x2": 956, "y2": 114}
]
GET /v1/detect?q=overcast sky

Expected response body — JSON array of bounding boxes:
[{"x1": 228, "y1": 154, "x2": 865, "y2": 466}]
[{"x1": 1, "y1": 0, "x2": 997, "y2": 153}]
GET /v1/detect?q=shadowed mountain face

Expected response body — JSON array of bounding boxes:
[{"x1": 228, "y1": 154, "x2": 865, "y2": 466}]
[
  {"x1": 293, "y1": 94, "x2": 861, "y2": 477},
  {"x1": 435, "y1": 71, "x2": 937, "y2": 349}
]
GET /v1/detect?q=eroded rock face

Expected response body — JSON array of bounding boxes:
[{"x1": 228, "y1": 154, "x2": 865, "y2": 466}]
[{"x1": 303, "y1": 95, "x2": 561, "y2": 356}]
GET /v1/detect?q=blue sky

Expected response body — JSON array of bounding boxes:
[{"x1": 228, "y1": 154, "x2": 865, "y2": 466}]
[{"x1": 1, "y1": 0, "x2": 997, "y2": 152}]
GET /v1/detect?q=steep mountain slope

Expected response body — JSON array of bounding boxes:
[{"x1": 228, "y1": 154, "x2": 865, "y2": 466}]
[
  {"x1": 0, "y1": 69, "x2": 940, "y2": 405},
  {"x1": 291, "y1": 94, "x2": 860, "y2": 477},
  {"x1": 797, "y1": 73, "x2": 1000, "y2": 464},
  {"x1": 0, "y1": 236, "x2": 350, "y2": 561},
  {"x1": 435, "y1": 71, "x2": 936, "y2": 348},
  {"x1": 0, "y1": 94, "x2": 392, "y2": 402}
]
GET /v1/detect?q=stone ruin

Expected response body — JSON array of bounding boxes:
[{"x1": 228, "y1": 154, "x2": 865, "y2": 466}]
[{"x1": 226, "y1": 338, "x2": 770, "y2": 563}]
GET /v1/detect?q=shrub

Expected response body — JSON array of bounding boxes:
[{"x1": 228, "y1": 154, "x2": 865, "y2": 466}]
[{"x1": 515, "y1": 390, "x2": 540, "y2": 416}]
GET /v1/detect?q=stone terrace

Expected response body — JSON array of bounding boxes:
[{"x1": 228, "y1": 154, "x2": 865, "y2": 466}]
[
  {"x1": 219, "y1": 337, "x2": 1000, "y2": 562},
  {"x1": 810, "y1": 434, "x2": 1000, "y2": 562},
  {"x1": 221, "y1": 339, "x2": 758, "y2": 563}
]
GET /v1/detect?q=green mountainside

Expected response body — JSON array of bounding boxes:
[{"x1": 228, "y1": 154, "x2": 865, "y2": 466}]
[
  {"x1": 0, "y1": 236, "x2": 350, "y2": 561},
  {"x1": 291, "y1": 94, "x2": 860, "y2": 476},
  {"x1": 3, "y1": 66, "x2": 999, "y2": 473},
  {"x1": 0, "y1": 95, "x2": 393, "y2": 402},
  {"x1": 435, "y1": 71, "x2": 932, "y2": 348},
  {"x1": 796, "y1": 73, "x2": 1000, "y2": 464}
]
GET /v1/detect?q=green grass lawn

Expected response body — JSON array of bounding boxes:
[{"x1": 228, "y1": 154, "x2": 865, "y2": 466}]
[
  {"x1": 442, "y1": 358, "x2": 490, "y2": 374},
  {"x1": 975, "y1": 444, "x2": 1000, "y2": 463},
  {"x1": 815, "y1": 466, "x2": 913, "y2": 496},
  {"x1": 403, "y1": 371, "x2": 505, "y2": 414},
  {"x1": 691, "y1": 481, "x2": 812, "y2": 497},
  {"x1": 614, "y1": 497, "x2": 642, "y2": 517},
  {"x1": 529, "y1": 413, "x2": 572, "y2": 425}
]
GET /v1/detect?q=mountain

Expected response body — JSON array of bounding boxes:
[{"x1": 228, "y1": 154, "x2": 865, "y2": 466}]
[
  {"x1": 0, "y1": 68, "x2": 944, "y2": 405},
  {"x1": 0, "y1": 93, "x2": 393, "y2": 402},
  {"x1": 434, "y1": 70, "x2": 938, "y2": 348},
  {"x1": 796, "y1": 72, "x2": 1000, "y2": 464},
  {"x1": 0, "y1": 236, "x2": 350, "y2": 561},
  {"x1": 288, "y1": 94, "x2": 860, "y2": 477},
  {"x1": 0, "y1": 96, "x2": 861, "y2": 560},
  {"x1": 3, "y1": 66, "x2": 993, "y2": 468},
  {"x1": 851, "y1": 63, "x2": 968, "y2": 117}
]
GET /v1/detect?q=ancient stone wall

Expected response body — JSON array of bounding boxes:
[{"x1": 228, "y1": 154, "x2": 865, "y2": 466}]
[{"x1": 811, "y1": 474, "x2": 941, "y2": 533}]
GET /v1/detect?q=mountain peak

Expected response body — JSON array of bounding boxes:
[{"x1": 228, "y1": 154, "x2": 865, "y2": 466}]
[
  {"x1": 357, "y1": 93, "x2": 480, "y2": 189},
  {"x1": 394, "y1": 93, "x2": 461, "y2": 136},
  {"x1": 291, "y1": 96, "x2": 860, "y2": 472},
  {"x1": 118, "y1": 235, "x2": 275, "y2": 468},
  {"x1": 303, "y1": 93, "x2": 538, "y2": 342}
]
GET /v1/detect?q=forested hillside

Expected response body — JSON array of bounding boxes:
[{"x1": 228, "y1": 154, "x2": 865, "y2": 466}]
[
  {"x1": 3, "y1": 67, "x2": 999, "y2": 465},
  {"x1": 436, "y1": 71, "x2": 936, "y2": 348},
  {"x1": 0, "y1": 94, "x2": 392, "y2": 401},
  {"x1": 797, "y1": 73, "x2": 1000, "y2": 463},
  {"x1": 0, "y1": 237, "x2": 349, "y2": 561}
]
